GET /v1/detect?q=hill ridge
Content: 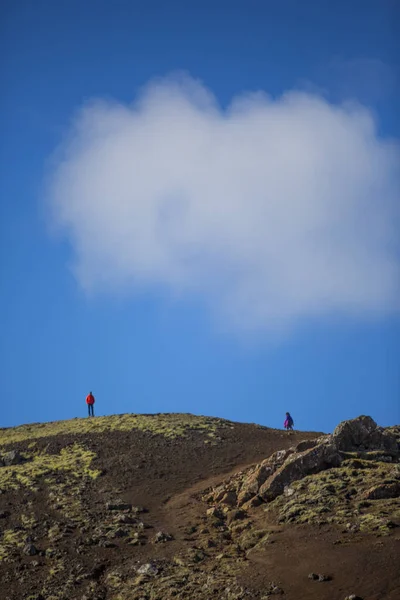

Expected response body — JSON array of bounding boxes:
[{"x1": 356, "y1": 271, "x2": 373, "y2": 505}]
[{"x1": 0, "y1": 414, "x2": 399, "y2": 600}]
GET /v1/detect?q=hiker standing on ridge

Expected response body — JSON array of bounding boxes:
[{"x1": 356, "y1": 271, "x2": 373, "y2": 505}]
[
  {"x1": 284, "y1": 412, "x2": 294, "y2": 431},
  {"x1": 86, "y1": 391, "x2": 95, "y2": 417}
]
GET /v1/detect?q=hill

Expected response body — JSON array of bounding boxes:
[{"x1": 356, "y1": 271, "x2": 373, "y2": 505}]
[{"x1": 0, "y1": 413, "x2": 399, "y2": 600}]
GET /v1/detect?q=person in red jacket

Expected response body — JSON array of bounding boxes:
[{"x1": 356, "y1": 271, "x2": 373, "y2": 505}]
[{"x1": 86, "y1": 391, "x2": 95, "y2": 417}]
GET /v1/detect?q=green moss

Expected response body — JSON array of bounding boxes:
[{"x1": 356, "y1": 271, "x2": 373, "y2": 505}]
[
  {"x1": 0, "y1": 413, "x2": 229, "y2": 446},
  {"x1": 269, "y1": 460, "x2": 400, "y2": 534},
  {"x1": 238, "y1": 528, "x2": 269, "y2": 550},
  {"x1": 0, "y1": 528, "x2": 25, "y2": 561},
  {"x1": 21, "y1": 513, "x2": 38, "y2": 529},
  {"x1": 0, "y1": 443, "x2": 100, "y2": 491}
]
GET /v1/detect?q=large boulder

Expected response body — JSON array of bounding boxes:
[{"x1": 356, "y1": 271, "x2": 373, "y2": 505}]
[
  {"x1": 332, "y1": 416, "x2": 398, "y2": 454},
  {"x1": 237, "y1": 449, "x2": 294, "y2": 505},
  {"x1": 259, "y1": 443, "x2": 342, "y2": 502}
]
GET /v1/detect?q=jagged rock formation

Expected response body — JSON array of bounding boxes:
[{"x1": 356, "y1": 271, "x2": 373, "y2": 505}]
[{"x1": 204, "y1": 416, "x2": 400, "y2": 511}]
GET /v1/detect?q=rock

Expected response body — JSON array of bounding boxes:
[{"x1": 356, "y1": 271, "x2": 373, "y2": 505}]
[
  {"x1": 295, "y1": 440, "x2": 319, "y2": 452},
  {"x1": 269, "y1": 584, "x2": 284, "y2": 594},
  {"x1": 98, "y1": 539, "x2": 116, "y2": 548},
  {"x1": 132, "y1": 505, "x2": 147, "y2": 514},
  {"x1": 154, "y1": 531, "x2": 173, "y2": 543},
  {"x1": 206, "y1": 506, "x2": 225, "y2": 520},
  {"x1": 23, "y1": 544, "x2": 38, "y2": 556},
  {"x1": 106, "y1": 502, "x2": 132, "y2": 511},
  {"x1": 261, "y1": 583, "x2": 285, "y2": 596},
  {"x1": 137, "y1": 562, "x2": 158, "y2": 576},
  {"x1": 113, "y1": 513, "x2": 137, "y2": 524},
  {"x1": 242, "y1": 496, "x2": 263, "y2": 510},
  {"x1": 240, "y1": 465, "x2": 274, "y2": 499},
  {"x1": 344, "y1": 595, "x2": 363, "y2": 600},
  {"x1": 308, "y1": 572, "x2": 331, "y2": 582},
  {"x1": 111, "y1": 528, "x2": 129, "y2": 538},
  {"x1": 220, "y1": 490, "x2": 237, "y2": 506},
  {"x1": 226, "y1": 509, "x2": 247, "y2": 524},
  {"x1": 2, "y1": 450, "x2": 25, "y2": 466},
  {"x1": 333, "y1": 416, "x2": 398, "y2": 453},
  {"x1": 185, "y1": 525, "x2": 197, "y2": 535},
  {"x1": 259, "y1": 443, "x2": 342, "y2": 502},
  {"x1": 364, "y1": 481, "x2": 400, "y2": 500}
]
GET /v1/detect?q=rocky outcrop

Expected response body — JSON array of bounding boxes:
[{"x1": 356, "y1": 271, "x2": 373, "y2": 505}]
[
  {"x1": 259, "y1": 442, "x2": 342, "y2": 501},
  {"x1": 332, "y1": 415, "x2": 398, "y2": 454},
  {"x1": 364, "y1": 481, "x2": 400, "y2": 500},
  {"x1": 204, "y1": 416, "x2": 399, "y2": 509},
  {"x1": 0, "y1": 450, "x2": 26, "y2": 467}
]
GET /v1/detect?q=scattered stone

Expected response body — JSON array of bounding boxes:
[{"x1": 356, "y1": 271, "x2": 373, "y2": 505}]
[
  {"x1": 114, "y1": 513, "x2": 137, "y2": 524},
  {"x1": 23, "y1": 544, "x2": 38, "y2": 556},
  {"x1": 344, "y1": 596, "x2": 363, "y2": 600},
  {"x1": 261, "y1": 582, "x2": 285, "y2": 596},
  {"x1": 98, "y1": 540, "x2": 116, "y2": 548},
  {"x1": 226, "y1": 509, "x2": 247, "y2": 524},
  {"x1": 308, "y1": 572, "x2": 331, "y2": 582},
  {"x1": 110, "y1": 528, "x2": 129, "y2": 538},
  {"x1": 154, "y1": 530, "x2": 173, "y2": 543},
  {"x1": 132, "y1": 505, "x2": 148, "y2": 514},
  {"x1": 206, "y1": 506, "x2": 225, "y2": 520},
  {"x1": 185, "y1": 525, "x2": 197, "y2": 535},
  {"x1": 137, "y1": 562, "x2": 158, "y2": 576}
]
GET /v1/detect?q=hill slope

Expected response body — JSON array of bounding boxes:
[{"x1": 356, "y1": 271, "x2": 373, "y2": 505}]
[{"x1": 0, "y1": 413, "x2": 399, "y2": 600}]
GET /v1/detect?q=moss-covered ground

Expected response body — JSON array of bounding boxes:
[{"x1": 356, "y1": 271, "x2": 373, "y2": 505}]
[
  {"x1": 268, "y1": 457, "x2": 400, "y2": 534},
  {"x1": 0, "y1": 413, "x2": 229, "y2": 446}
]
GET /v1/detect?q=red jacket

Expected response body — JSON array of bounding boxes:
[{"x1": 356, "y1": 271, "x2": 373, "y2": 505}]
[{"x1": 86, "y1": 393, "x2": 95, "y2": 405}]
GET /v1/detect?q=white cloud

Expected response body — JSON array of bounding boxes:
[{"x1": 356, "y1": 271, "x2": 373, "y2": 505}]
[{"x1": 47, "y1": 73, "x2": 400, "y2": 334}]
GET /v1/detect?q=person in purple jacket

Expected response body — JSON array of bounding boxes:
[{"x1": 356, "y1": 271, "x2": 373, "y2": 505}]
[{"x1": 284, "y1": 412, "x2": 294, "y2": 431}]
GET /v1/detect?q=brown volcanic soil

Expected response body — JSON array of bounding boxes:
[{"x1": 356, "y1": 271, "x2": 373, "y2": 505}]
[{"x1": 0, "y1": 415, "x2": 399, "y2": 600}]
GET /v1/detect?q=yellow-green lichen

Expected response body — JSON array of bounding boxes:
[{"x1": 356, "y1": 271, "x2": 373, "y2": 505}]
[
  {"x1": 268, "y1": 458, "x2": 400, "y2": 534},
  {"x1": 0, "y1": 413, "x2": 229, "y2": 446},
  {"x1": 0, "y1": 528, "x2": 26, "y2": 561},
  {"x1": 0, "y1": 443, "x2": 100, "y2": 491}
]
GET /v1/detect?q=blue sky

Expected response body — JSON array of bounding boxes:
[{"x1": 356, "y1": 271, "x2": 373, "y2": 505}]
[{"x1": 1, "y1": 0, "x2": 399, "y2": 432}]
